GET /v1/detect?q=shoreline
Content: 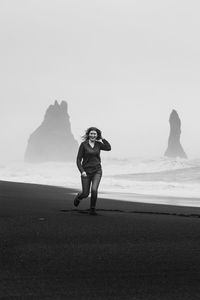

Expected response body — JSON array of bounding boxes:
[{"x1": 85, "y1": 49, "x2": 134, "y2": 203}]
[
  {"x1": 100, "y1": 190, "x2": 200, "y2": 210},
  {"x1": 2, "y1": 178, "x2": 200, "y2": 211}
]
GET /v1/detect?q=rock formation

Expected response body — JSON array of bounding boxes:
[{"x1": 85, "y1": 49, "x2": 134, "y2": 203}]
[
  {"x1": 25, "y1": 100, "x2": 78, "y2": 162},
  {"x1": 164, "y1": 109, "x2": 187, "y2": 158}
]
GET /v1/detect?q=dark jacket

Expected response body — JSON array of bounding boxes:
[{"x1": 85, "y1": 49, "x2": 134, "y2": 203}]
[{"x1": 76, "y1": 139, "x2": 111, "y2": 174}]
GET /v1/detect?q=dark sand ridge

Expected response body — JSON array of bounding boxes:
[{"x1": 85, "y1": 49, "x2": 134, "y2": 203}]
[{"x1": 1, "y1": 180, "x2": 200, "y2": 299}]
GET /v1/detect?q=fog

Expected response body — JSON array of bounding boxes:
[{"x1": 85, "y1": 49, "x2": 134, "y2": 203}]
[{"x1": 1, "y1": 0, "x2": 200, "y2": 161}]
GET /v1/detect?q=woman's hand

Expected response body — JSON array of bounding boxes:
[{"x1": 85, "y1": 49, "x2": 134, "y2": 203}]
[
  {"x1": 81, "y1": 171, "x2": 87, "y2": 177},
  {"x1": 97, "y1": 139, "x2": 103, "y2": 143}
]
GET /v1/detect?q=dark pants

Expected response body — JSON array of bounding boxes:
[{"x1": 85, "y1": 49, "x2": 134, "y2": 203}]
[{"x1": 78, "y1": 170, "x2": 102, "y2": 209}]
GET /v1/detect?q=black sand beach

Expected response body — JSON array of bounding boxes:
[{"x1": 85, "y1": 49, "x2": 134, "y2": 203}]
[{"x1": 1, "y1": 180, "x2": 200, "y2": 299}]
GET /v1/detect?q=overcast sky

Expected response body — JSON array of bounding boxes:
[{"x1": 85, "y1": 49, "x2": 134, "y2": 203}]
[{"x1": 1, "y1": 0, "x2": 200, "y2": 160}]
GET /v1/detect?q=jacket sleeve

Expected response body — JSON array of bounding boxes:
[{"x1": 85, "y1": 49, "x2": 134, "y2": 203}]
[
  {"x1": 76, "y1": 143, "x2": 85, "y2": 173},
  {"x1": 99, "y1": 139, "x2": 111, "y2": 151}
]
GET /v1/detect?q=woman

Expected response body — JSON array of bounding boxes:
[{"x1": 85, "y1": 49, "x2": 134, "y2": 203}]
[{"x1": 74, "y1": 127, "x2": 111, "y2": 215}]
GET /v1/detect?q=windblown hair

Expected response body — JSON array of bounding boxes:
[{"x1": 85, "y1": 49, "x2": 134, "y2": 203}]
[{"x1": 82, "y1": 127, "x2": 102, "y2": 141}]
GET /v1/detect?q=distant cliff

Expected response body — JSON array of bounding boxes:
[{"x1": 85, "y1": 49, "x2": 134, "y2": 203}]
[
  {"x1": 25, "y1": 101, "x2": 78, "y2": 162},
  {"x1": 165, "y1": 109, "x2": 187, "y2": 158}
]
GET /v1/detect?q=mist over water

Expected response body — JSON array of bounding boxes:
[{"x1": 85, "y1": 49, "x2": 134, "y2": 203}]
[{"x1": 1, "y1": 1, "x2": 200, "y2": 161}]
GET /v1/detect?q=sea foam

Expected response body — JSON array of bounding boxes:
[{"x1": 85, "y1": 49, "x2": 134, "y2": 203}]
[{"x1": 0, "y1": 157, "x2": 200, "y2": 201}]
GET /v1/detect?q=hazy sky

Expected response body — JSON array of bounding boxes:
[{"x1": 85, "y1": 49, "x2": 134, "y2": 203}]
[{"x1": 1, "y1": 0, "x2": 200, "y2": 160}]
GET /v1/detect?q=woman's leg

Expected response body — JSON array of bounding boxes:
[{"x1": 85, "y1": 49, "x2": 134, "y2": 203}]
[
  {"x1": 78, "y1": 175, "x2": 91, "y2": 200},
  {"x1": 90, "y1": 171, "x2": 102, "y2": 211},
  {"x1": 74, "y1": 175, "x2": 91, "y2": 207}
]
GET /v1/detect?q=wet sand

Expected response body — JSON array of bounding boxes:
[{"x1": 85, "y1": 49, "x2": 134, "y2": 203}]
[{"x1": 1, "y1": 180, "x2": 200, "y2": 299}]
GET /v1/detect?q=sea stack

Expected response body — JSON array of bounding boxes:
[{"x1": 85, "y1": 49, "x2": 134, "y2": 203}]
[
  {"x1": 25, "y1": 100, "x2": 78, "y2": 162},
  {"x1": 164, "y1": 109, "x2": 187, "y2": 158}
]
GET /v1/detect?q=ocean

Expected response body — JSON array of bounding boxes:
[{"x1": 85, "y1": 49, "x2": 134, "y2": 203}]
[{"x1": 1, "y1": 157, "x2": 200, "y2": 207}]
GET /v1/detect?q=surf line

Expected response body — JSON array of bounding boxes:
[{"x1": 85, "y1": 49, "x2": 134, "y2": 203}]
[{"x1": 60, "y1": 209, "x2": 200, "y2": 219}]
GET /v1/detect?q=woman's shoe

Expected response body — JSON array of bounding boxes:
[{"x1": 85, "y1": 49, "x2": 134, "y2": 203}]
[
  {"x1": 89, "y1": 208, "x2": 97, "y2": 215},
  {"x1": 74, "y1": 194, "x2": 80, "y2": 207}
]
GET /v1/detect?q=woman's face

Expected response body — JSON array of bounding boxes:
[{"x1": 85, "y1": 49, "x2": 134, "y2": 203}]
[{"x1": 89, "y1": 130, "x2": 98, "y2": 141}]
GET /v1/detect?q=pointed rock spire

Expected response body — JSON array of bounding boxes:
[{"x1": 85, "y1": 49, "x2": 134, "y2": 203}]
[
  {"x1": 25, "y1": 101, "x2": 78, "y2": 162},
  {"x1": 164, "y1": 109, "x2": 187, "y2": 158}
]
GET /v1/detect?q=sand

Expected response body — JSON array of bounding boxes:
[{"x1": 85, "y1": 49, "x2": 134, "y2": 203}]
[{"x1": 1, "y1": 180, "x2": 200, "y2": 299}]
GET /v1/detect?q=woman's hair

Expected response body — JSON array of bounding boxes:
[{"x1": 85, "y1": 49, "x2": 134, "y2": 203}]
[{"x1": 82, "y1": 127, "x2": 102, "y2": 141}]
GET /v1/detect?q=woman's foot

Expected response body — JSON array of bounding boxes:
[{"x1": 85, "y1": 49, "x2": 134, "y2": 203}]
[
  {"x1": 89, "y1": 208, "x2": 97, "y2": 215},
  {"x1": 74, "y1": 194, "x2": 81, "y2": 207}
]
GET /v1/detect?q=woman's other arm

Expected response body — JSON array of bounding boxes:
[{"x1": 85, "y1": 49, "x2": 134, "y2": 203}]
[
  {"x1": 76, "y1": 143, "x2": 85, "y2": 173},
  {"x1": 99, "y1": 139, "x2": 111, "y2": 151}
]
